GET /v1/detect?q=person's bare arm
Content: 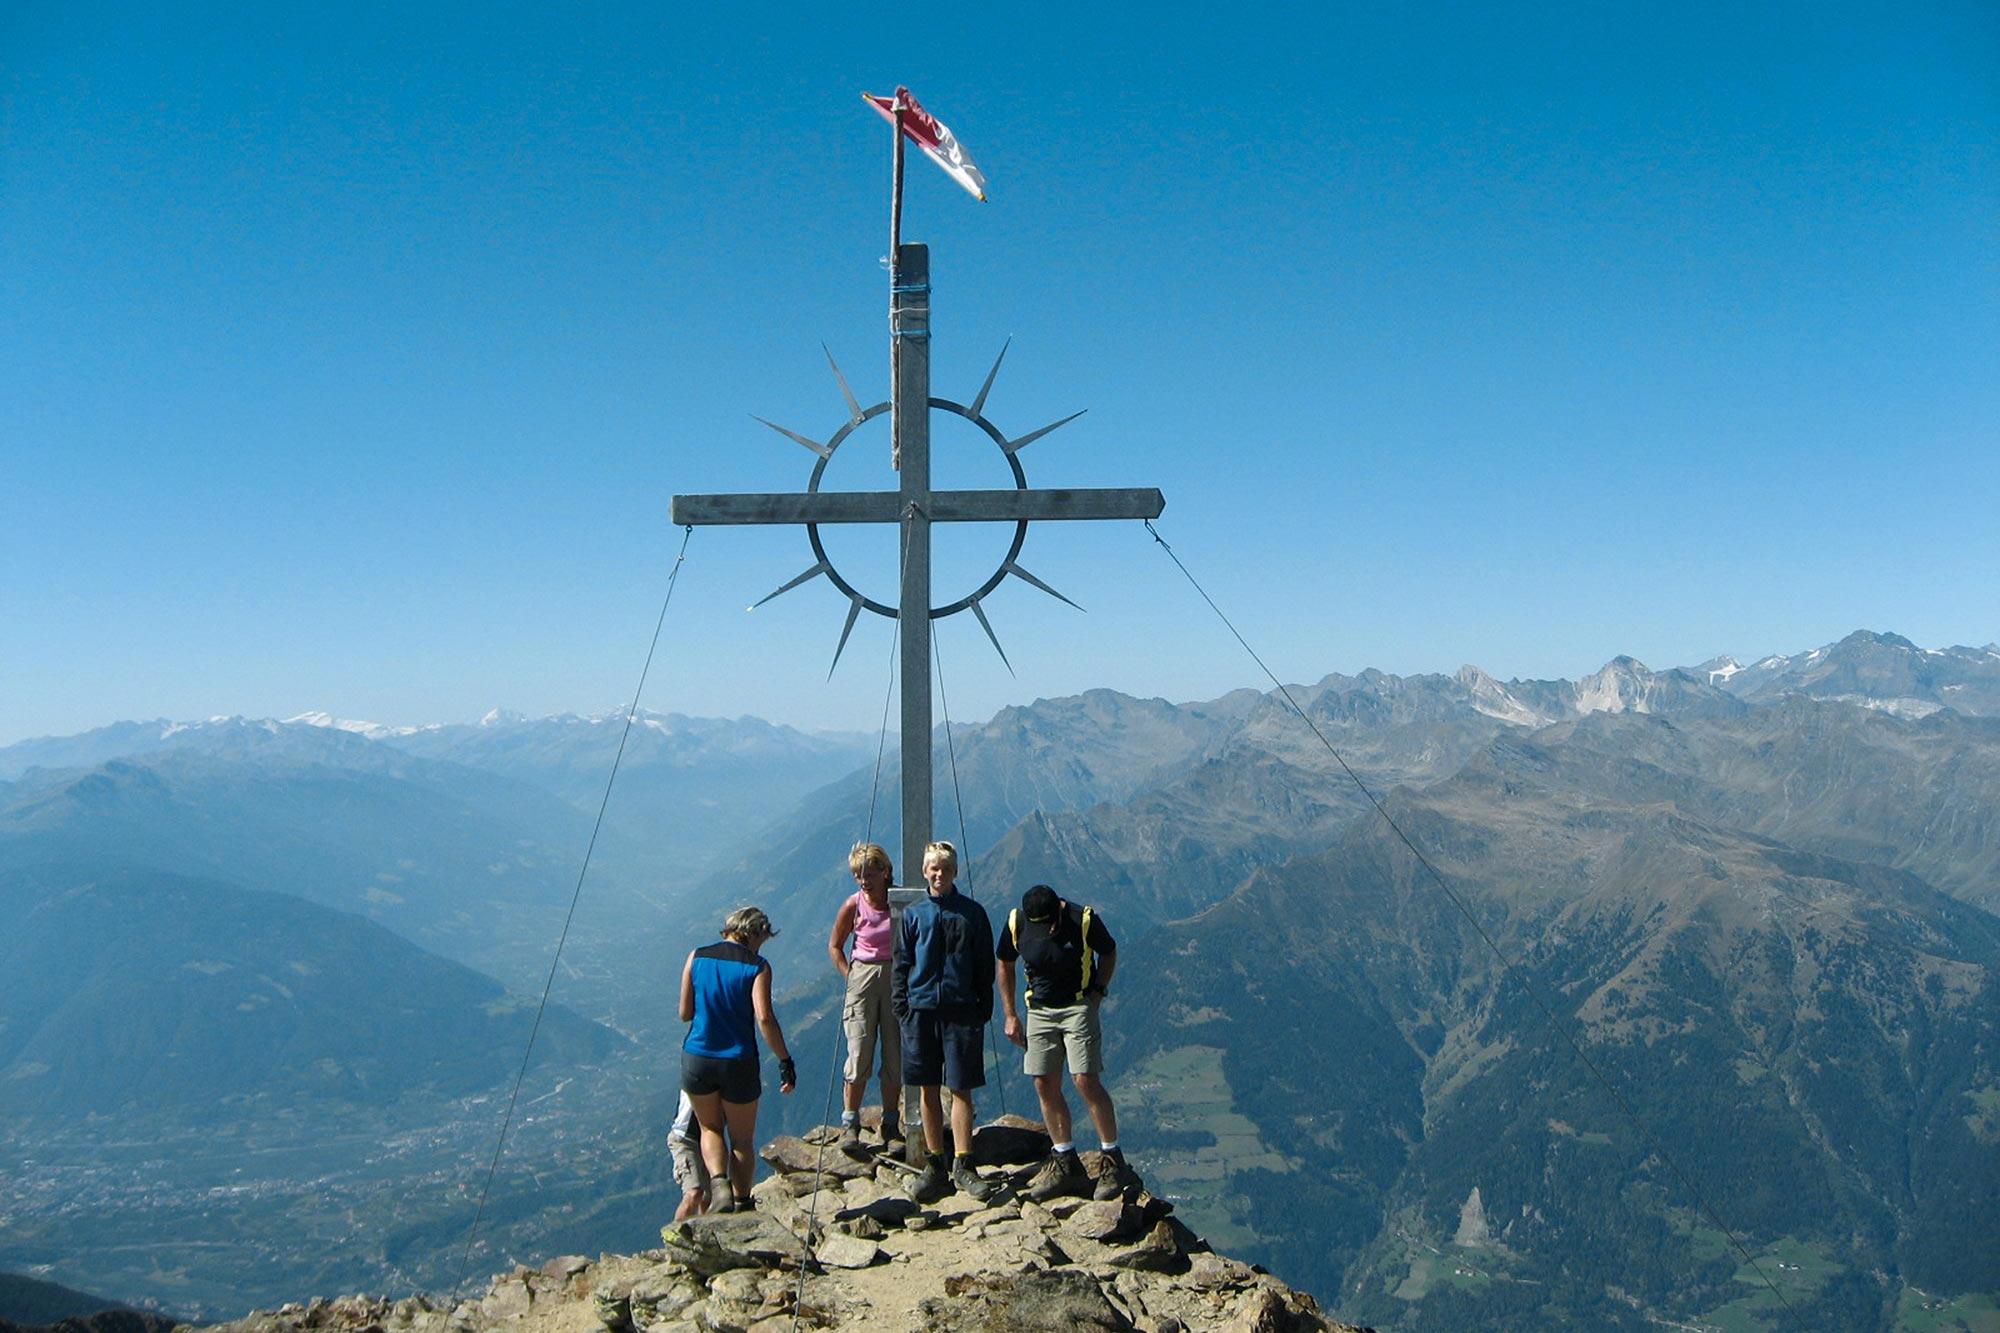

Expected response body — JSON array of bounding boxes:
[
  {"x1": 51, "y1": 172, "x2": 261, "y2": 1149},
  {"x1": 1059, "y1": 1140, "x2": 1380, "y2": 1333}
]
[
  {"x1": 1092, "y1": 950, "x2": 1117, "y2": 996},
  {"x1": 999, "y1": 957, "x2": 1027, "y2": 1048},
  {"x1": 752, "y1": 966, "x2": 795, "y2": 1091},
  {"x1": 678, "y1": 951, "x2": 696, "y2": 1023},
  {"x1": 827, "y1": 898, "x2": 858, "y2": 978}
]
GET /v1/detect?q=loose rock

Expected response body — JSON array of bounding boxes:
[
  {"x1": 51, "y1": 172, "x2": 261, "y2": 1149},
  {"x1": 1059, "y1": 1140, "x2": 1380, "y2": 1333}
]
[
  {"x1": 658, "y1": 1214, "x2": 809, "y2": 1276},
  {"x1": 922, "y1": 1268, "x2": 1130, "y2": 1331},
  {"x1": 813, "y1": 1232, "x2": 881, "y2": 1269}
]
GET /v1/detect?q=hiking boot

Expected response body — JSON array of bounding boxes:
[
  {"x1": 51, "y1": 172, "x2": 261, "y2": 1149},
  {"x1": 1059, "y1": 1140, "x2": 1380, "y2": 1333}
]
[
  {"x1": 838, "y1": 1122, "x2": 867, "y2": 1159},
  {"x1": 880, "y1": 1113, "x2": 903, "y2": 1147},
  {"x1": 1024, "y1": 1150, "x2": 1090, "y2": 1202},
  {"x1": 908, "y1": 1156, "x2": 950, "y2": 1205},
  {"x1": 952, "y1": 1157, "x2": 999, "y2": 1202},
  {"x1": 1092, "y1": 1148, "x2": 1135, "y2": 1201}
]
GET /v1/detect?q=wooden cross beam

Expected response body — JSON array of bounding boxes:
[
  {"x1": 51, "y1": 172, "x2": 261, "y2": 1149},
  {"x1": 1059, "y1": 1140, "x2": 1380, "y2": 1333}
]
[{"x1": 670, "y1": 245, "x2": 1164, "y2": 891}]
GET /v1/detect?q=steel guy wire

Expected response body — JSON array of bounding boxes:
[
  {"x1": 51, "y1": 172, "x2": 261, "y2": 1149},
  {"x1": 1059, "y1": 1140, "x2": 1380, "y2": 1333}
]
[
  {"x1": 933, "y1": 620, "x2": 1006, "y2": 1119},
  {"x1": 451, "y1": 524, "x2": 695, "y2": 1301},
  {"x1": 790, "y1": 507, "x2": 914, "y2": 1331},
  {"x1": 1141, "y1": 518, "x2": 1801, "y2": 1330}
]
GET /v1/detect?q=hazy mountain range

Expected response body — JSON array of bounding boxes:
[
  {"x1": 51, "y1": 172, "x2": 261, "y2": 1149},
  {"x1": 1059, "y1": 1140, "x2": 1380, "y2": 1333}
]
[{"x1": 3, "y1": 629, "x2": 1997, "y2": 1328}]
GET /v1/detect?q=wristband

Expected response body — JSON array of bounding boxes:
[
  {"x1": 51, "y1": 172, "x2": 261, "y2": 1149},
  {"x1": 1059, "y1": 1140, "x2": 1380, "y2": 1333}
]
[{"x1": 778, "y1": 1058, "x2": 797, "y2": 1085}]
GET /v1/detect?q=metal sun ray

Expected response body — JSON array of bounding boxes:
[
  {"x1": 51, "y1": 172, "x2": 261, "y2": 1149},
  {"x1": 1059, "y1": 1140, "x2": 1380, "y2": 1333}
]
[
  {"x1": 1006, "y1": 561, "x2": 1082, "y2": 610},
  {"x1": 828, "y1": 595, "x2": 866, "y2": 678},
  {"x1": 822, "y1": 343, "x2": 866, "y2": 426},
  {"x1": 1003, "y1": 409, "x2": 1087, "y2": 456},
  {"x1": 752, "y1": 415, "x2": 832, "y2": 459},
  {"x1": 969, "y1": 337, "x2": 1011, "y2": 418},
  {"x1": 750, "y1": 561, "x2": 828, "y2": 610},
  {"x1": 968, "y1": 597, "x2": 1015, "y2": 676}
]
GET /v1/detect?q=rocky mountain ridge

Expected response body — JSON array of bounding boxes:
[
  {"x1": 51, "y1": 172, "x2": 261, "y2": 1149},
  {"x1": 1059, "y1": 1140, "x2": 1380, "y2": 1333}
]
[
  {"x1": 191, "y1": 1117, "x2": 1361, "y2": 1333},
  {"x1": 7, "y1": 627, "x2": 1997, "y2": 1326},
  {"x1": 1688, "y1": 628, "x2": 2000, "y2": 717}
]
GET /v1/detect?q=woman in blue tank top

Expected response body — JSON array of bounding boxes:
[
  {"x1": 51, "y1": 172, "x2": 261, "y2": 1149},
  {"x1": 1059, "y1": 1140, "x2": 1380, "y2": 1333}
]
[{"x1": 679, "y1": 905, "x2": 795, "y2": 1212}]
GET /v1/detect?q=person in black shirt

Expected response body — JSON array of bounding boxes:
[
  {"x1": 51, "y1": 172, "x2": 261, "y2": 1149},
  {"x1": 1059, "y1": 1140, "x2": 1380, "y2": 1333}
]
[{"x1": 996, "y1": 884, "x2": 1136, "y2": 1201}]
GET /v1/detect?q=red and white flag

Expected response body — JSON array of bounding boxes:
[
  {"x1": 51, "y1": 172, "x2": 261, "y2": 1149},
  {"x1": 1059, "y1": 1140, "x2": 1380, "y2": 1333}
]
[{"x1": 862, "y1": 86, "x2": 988, "y2": 201}]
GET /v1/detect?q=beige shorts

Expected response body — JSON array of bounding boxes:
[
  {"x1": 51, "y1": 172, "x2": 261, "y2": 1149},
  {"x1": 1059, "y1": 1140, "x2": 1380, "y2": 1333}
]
[
  {"x1": 1024, "y1": 998, "x2": 1103, "y2": 1077},
  {"x1": 669, "y1": 1135, "x2": 710, "y2": 1197},
  {"x1": 842, "y1": 959, "x2": 901, "y2": 1086}
]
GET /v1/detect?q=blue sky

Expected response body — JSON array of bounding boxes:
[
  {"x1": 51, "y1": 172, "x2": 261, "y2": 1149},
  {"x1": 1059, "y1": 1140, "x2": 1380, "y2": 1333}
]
[{"x1": 4, "y1": 2, "x2": 1995, "y2": 745}]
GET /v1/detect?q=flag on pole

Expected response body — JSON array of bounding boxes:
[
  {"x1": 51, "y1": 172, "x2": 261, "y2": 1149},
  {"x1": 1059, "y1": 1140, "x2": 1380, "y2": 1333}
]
[{"x1": 862, "y1": 86, "x2": 988, "y2": 201}]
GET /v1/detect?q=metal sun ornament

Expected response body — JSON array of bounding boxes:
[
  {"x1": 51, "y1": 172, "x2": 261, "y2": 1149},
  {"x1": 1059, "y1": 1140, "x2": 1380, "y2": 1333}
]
[{"x1": 747, "y1": 337, "x2": 1088, "y2": 678}]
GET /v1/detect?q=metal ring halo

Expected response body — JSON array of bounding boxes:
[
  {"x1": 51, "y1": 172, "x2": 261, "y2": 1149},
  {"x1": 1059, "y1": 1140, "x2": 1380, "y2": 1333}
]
[{"x1": 805, "y1": 398, "x2": 1029, "y2": 620}]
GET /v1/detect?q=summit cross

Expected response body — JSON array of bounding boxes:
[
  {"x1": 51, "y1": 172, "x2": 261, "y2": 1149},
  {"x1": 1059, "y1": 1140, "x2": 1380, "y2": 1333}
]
[{"x1": 670, "y1": 244, "x2": 1164, "y2": 888}]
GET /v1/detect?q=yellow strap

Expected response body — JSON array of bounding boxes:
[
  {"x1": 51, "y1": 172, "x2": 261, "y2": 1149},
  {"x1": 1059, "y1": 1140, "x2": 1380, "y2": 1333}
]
[
  {"x1": 1079, "y1": 906, "x2": 1094, "y2": 990},
  {"x1": 1010, "y1": 909, "x2": 1030, "y2": 1002}
]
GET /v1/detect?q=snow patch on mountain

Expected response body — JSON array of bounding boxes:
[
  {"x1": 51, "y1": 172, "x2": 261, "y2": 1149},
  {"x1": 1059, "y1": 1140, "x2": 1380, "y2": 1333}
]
[
  {"x1": 285, "y1": 711, "x2": 428, "y2": 740},
  {"x1": 1824, "y1": 694, "x2": 1946, "y2": 719}
]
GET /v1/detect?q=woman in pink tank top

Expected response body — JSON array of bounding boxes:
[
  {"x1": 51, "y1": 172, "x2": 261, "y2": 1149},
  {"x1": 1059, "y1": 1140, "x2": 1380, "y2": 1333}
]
[
  {"x1": 829, "y1": 842, "x2": 903, "y2": 1155},
  {"x1": 848, "y1": 888, "x2": 894, "y2": 961}
]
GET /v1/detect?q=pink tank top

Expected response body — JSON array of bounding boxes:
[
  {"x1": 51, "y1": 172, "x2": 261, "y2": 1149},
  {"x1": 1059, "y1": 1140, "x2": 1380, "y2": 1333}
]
[{"x1": 849, "y1": 891, "x2": 894, "y2": 963}]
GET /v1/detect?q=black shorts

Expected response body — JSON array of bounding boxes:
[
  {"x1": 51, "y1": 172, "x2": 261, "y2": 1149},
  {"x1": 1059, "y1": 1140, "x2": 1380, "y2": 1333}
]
[
  {"x1": 900, "y1": 1006, "x2": 987, "y2": 1091},
  {"x1": 681, "y1": 1051, "x2": 761, "y2": 1104}
]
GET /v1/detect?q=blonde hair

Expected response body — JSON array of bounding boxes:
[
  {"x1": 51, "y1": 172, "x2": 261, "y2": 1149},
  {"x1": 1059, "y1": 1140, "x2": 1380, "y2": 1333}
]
[
  {"x1": 722, "y1": 906, "x2": 776, "y2": 943},
  {"x1": 848, "y1": 842, "x2": 893, "y2": 877},
  {"x1": 922, "y1": 840, "x2": 958, "y2": 872}
]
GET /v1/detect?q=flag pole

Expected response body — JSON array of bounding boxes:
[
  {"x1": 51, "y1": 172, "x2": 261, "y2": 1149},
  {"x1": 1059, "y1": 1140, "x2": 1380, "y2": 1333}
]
[
  {"x1": 890, "y1": 93, "x2": 907, "y2": 471},
  {"x1": 891, "y1": 95, "x2": 907, "y2": 261}
]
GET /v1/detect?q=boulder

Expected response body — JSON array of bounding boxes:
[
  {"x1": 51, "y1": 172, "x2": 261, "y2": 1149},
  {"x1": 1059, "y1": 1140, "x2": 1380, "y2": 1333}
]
[
  {"x1": 813, "y1": 1232, "x2": 882, "y2": 1269},
  {"x1": 1186, "y1": 1250, "x2": 1259, "y2": 1291},
  {"x1": 969, "y1": 1115, "x2": 1053, "y2": 1167},
  {"x1": 627, "y1": 1272, "x2": 704, "y2": 1325},
  {"x1": 1063, "y1": 1200, "x2": 1142, "y2": 1243},
  {"x1": 761, "y1": 1135, "x2": 876, "y2": 1180},
  {"x1": 921, "y1": 1269, "x2": 1131, "y2": 1331},
  {"x1": 590, "y1": 1287, "x2": 633, "y2": 1333},
  {"x1": 1017, "y1": 1199, "x2": 1059, "y2": 1233},
  {"x1": 478, "y1": 1277, "x2": 532, "y2": 1320},
  {"x1": 1100, "y1": 1219, "x2": 1184, "y2": 1273},
  {"x1": 1222, "y1": 1286, "x2": 1332, "y2": 1333},
  {"x1": 709, "y1": 1270, "x2": 765, "y2": 1302},
  {"x1": 836, "y1": 1214, "x2": 885, "y2": 1240},
  {"x1": 834, "y1": 1194, "x2": 918, "y2": 1228},
  {"x1": 658, "y1": 1214, "x2": 809, "y2": 1277}
]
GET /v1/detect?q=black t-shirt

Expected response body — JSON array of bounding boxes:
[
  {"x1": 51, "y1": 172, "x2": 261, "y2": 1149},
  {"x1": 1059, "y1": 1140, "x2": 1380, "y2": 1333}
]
[{"x1": 997, "y1": 901, "x2": 1116, "y2": 1008}]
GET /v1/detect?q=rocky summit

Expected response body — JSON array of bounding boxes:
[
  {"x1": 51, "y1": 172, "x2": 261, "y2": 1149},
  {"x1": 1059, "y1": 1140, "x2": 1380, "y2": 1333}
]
[{"x1": 188, "y1": 1117, "x2": 1363, "y2": 1333}]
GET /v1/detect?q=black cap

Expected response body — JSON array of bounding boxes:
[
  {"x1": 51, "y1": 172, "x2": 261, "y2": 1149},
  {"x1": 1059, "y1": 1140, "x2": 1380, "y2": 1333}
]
[{"x1": 1022, "y1": 885, "x2": 1060, "y2": 922}]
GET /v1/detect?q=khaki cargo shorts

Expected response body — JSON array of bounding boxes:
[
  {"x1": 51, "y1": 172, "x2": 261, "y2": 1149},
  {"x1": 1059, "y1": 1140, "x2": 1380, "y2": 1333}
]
[
  {"x1": 842, "y1": 959, "x2": 901, "y2": 1085},
  {"x1": 669, "y1": 1134, "x2": 710, "y2": 1197},
  {"x1": 1024, "y1": 997, "x2": 1103, "y2": 1076}
]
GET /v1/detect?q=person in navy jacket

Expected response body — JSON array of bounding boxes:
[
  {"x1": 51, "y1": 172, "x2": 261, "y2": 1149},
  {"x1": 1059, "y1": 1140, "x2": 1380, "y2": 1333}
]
[{"x1": 892, "y1": 841, "x2": 999, "y2": 1202}]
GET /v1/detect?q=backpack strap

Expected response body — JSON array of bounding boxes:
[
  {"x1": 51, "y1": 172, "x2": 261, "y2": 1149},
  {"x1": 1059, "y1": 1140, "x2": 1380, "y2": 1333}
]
[
  {"x1": 1079, "y1": 906, "x2": 1095, "y2": 991},
  {"x1": 1009, "y1": 909, "x2": 1031, "y2": 1002}
]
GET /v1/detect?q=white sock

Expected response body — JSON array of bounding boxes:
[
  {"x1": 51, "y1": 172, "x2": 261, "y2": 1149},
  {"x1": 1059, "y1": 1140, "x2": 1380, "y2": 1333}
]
[
  {"x1": 842, "y1": 1111, "x2": 859, "y2": 1126},
  {"x1": 1101, "y1": 1141, "x2": 1119, "y2": 1153},
  {"x1": 1053, "y1": 1141, "x2": 1075, "y2": 1155}
]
